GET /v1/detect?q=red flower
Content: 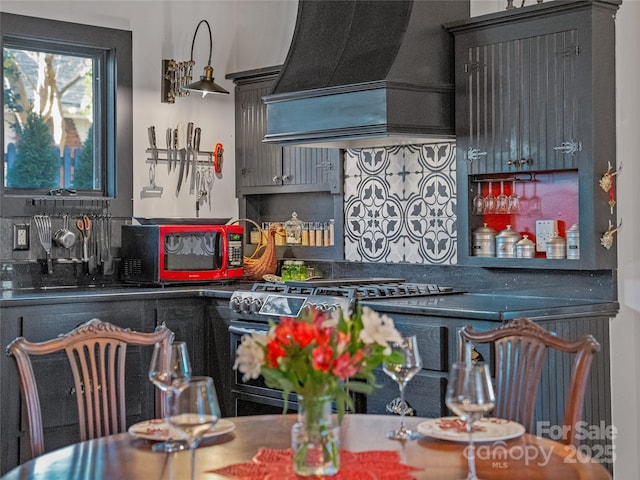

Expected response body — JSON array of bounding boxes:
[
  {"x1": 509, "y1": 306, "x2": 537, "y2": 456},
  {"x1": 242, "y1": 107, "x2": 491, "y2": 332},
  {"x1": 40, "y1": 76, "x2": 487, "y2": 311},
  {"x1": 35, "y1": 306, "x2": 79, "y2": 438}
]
[
  {"x1": 266, "y1": 340, "x2": 286, "y2": 368},
  {"x1": 312, "y1": 344, "x2": 334, "y2": 372},
  {"x1": 332, "y1": 350, "x2": 364, "y2": 379}
]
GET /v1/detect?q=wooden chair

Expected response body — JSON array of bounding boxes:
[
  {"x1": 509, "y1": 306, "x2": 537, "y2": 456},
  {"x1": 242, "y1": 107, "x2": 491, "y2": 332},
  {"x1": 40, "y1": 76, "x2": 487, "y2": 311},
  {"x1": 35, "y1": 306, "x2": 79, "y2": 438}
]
[
  {"x1": 6, "y1": 318, "x2": 173, "y2": 459},
  {"x1": 457, "y1": 317, "x2": 600, "y2": 446}
]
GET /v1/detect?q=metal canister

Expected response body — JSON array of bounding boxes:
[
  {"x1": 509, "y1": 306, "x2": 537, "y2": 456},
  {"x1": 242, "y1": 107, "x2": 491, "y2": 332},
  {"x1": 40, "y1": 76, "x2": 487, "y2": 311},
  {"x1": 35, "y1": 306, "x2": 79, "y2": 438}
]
[
  {"x1": 515, "y1": 234, "x2": 536, "y2": 258},
  {"x1": 495, "y1": 225, "x2": 522, "y2": 258},
  {"x1": 566, "y1": 223, "x2": 580, "y2": 259},
  {"x1": 472, "y1": 223, "x2": 496, "y2": 257},
  {"x1": 546, "y1": 232, "x2": 566, "y2": 259}
]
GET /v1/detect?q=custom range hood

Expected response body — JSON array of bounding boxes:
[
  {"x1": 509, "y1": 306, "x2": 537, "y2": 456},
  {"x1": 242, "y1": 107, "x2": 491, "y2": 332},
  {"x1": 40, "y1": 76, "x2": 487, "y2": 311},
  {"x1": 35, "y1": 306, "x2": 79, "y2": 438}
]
[{"x1": 263, "y1": 0, "x2": 469, "y2": 148}]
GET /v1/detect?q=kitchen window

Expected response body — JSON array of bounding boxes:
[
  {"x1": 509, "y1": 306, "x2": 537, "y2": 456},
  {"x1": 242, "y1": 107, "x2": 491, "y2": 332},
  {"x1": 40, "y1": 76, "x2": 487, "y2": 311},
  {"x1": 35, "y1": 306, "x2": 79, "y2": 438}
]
[{"x1": 0, "y1": 13, "x2": 133, "y2": 217}]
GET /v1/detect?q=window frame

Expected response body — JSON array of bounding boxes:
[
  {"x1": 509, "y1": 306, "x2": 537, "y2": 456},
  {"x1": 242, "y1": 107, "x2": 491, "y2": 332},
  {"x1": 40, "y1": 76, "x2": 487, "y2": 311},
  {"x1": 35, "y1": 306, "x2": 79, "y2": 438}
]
[{"x1": 0, "y1": 12, "x2": 132, "y2": 218}]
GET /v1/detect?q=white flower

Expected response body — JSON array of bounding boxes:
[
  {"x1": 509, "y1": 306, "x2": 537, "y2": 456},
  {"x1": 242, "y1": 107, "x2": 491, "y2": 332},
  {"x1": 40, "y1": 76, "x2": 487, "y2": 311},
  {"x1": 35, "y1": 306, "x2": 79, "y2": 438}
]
[
  {"x1": 233, "y1": 333, "x2": 267, "y2": 380},
  {"x1": 358, "y1": 306, "x2": 403, "y2": 355}
]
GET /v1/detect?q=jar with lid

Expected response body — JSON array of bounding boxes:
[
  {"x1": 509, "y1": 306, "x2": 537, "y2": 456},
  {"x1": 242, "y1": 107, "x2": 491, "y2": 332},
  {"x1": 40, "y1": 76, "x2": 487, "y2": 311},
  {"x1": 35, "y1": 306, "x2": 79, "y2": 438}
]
[
  {"x1": 471, "y1": 223, "x2": 496, "y2": 257},
  {"x1": 495, "y1": 225, "x2": 521, "y2": 258},
  {"x1": 301, "y1": 222, "x2": 310, "y2": 246},
  {"x1": 566, "y1": 223, "x2": 580, "y2": 259},
  {"x1": 515, "y1": 234, "x2": 535, "y2": 258},
  {"x1": 315, "y1": 222, "x2": 324, "y2": 246},
  {"x1": 546, "y1": 232, "x2": 566, "y2": 259},
  {"x1": 284, "y1": 212, "x2": 303, "y2": 245},
  {"x1": 293, "y1": 260, "x2": 307, "y2": 280},
  {"x1": 281, "y1": 260, "x2": 294, "y2": 281}
]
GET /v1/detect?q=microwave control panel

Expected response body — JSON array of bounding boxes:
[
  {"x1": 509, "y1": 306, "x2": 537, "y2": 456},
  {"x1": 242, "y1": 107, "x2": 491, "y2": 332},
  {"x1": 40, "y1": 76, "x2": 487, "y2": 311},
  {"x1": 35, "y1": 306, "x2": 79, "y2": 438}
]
[{"x1": 228, "y1": 232, "x2": 243, "y2": 268}]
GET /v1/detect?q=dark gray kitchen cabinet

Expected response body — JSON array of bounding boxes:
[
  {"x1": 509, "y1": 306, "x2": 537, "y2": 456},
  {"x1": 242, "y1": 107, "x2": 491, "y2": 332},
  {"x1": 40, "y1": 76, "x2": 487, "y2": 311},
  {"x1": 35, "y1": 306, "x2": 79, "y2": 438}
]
[
  {"x1": 447, "y1": 0, "x2": 620, "y2": 270},
  {"x1": 0, "y1": 299, "x2": 157, "y2": 473},
  {"x1": 365, "y1": 308, "x2": 612, "y2": 473},
  {"x1": 227, "y1": 66, "x2": 342, "y2": 196}
]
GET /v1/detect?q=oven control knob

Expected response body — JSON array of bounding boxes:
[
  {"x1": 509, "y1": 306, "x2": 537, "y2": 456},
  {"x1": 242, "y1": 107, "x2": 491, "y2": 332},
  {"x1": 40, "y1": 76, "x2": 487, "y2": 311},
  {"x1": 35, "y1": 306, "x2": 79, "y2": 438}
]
[
  {"x1": 229, "y1": 296, "x2": 242, "y2": 312},
  {"x1": 240, "y1": 297, "x2": 253, "y2": 313},
  {"x1": 250, "y1": 298, "x2": 263, "y2": 313},
  {"x1": 317, "y1": 302, "x2": 330, "y2": 312}
]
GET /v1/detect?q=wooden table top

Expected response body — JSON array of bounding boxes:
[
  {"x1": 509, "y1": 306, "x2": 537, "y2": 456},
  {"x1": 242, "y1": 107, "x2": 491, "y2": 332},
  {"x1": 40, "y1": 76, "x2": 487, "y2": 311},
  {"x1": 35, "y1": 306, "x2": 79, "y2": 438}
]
[{"x1": 0, "y1": 414, "x2": 611, "y2": 480}]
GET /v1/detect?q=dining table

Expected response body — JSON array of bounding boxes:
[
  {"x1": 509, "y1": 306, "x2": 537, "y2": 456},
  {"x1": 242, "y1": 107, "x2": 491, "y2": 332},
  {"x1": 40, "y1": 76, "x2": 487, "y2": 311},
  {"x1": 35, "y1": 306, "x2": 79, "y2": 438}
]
[{"x1": 0, "y1": 414, "x2": 611, "y2": 480}]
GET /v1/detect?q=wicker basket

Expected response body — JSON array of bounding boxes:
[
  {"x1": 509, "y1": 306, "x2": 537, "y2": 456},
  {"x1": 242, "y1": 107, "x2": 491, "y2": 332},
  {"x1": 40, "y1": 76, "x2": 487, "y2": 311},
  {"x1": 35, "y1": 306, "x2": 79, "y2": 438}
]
[{"x1": 234, "y1": 219, "x2": 279, "y2": 281}]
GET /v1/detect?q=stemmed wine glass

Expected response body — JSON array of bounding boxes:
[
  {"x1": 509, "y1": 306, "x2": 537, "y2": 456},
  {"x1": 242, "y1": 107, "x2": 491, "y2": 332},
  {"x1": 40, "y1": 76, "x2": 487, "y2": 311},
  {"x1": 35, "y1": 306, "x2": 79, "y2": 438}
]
[
  {"x1": 472, "y1": 183, "x2": 484, "y2": 215},
  {"x1": 483, "y1": 181, "x2": 496, "y2": 214},
  {"x1": 496, "y1": 181, "x2": 509, "y2": 214},
  {"x1": 148, "y1": 341, "x2": 192, "y2": 452},
  {"x1": 507, "y1": 180, "x2": 520, "y2": 214},
  {"x1": 383, "y1": 335, "x2": 423, "y2": 440},
  {"x1": 445, "y1": 362, "x2": 496, "y2": 480},
  {"x1": 169, "y1": 376, "x2": 221, "y2": 480}
]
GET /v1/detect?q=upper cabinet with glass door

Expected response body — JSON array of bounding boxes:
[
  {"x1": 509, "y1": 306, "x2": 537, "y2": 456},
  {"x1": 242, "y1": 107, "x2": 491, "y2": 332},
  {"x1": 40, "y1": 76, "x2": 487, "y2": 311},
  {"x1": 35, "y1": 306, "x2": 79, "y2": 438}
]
[
  {"x1": 1, "y1": 13, "x2": 133, "y2": 217},
  {"x1": 447, "y1": 0, "x2": 620, "y2": 270}
]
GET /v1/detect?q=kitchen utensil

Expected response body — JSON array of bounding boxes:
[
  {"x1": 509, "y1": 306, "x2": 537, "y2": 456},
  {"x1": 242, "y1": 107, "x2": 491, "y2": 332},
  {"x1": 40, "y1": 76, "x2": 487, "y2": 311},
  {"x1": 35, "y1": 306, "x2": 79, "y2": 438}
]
[
  {"x1": 141, "y1": 126, "x2": 163, "y2": 198},
  {"x1": 166, "y1": 127, "x2": 173, "y2": 173},
  {"x1": 213, "y1": 143, "x2": 224, "y2": 175},
  {"x1": 176, "y1": 123, "x2": 187, "y2": 196},
  {"x1": 53, "y1": 214, "x2": 76, "y2": 249},
  {"x1": 103, "y1": 213, "x2": 115, "y2": 275},
  {"x1": 88, "y1": 214, "x2": 98, "y2": 274},
  {"x1": 189, "y1": 126, "x2": 200, "y2": 195},
  {"x1": 76, "y1": 215, "x2": 91, "y2": 264},
  {"x1": 206, "y1": 169, "x2": 214, "y2": 210},
  {"x1": 33, "y1": 215, "x2": 53, "y2": 274},
  {"x1": 185, "y1": 122, "x2": 194, "y2": 187}
]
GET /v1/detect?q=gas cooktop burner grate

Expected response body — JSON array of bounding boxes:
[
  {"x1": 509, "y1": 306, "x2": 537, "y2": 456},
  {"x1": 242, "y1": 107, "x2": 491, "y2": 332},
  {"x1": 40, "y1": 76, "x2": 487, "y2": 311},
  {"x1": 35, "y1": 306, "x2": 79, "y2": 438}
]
[{"x1": 248, "y1": 279, "x2": 458, "y2": 300}]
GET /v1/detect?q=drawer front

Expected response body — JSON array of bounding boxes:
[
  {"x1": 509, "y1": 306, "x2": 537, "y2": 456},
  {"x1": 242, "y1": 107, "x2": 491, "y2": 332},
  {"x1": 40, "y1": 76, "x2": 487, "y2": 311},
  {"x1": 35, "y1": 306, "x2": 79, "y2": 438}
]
[
  {"x1": 395, "y1": 323, "x2": 447, "y2": 372},
  {"x1": 367, "y1": 370, "x2": 446, "y2": 419}
]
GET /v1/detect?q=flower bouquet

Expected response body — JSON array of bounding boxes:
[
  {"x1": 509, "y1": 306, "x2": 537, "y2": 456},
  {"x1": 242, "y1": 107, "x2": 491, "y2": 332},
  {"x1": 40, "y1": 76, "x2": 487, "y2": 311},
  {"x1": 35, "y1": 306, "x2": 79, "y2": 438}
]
[{"x1": 233, "y1": 304, "x2": 404, "y2": 476}]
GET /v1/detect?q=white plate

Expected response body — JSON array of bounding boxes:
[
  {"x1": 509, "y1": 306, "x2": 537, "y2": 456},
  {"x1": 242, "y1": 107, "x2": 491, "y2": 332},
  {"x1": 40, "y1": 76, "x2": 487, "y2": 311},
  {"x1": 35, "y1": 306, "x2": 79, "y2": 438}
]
[
  {"x1": 416, "y1": 417, "x2": 525, "y2": 442},
  {"x1": 128, "y1": 418, "x2": 235, "y2": 441}
]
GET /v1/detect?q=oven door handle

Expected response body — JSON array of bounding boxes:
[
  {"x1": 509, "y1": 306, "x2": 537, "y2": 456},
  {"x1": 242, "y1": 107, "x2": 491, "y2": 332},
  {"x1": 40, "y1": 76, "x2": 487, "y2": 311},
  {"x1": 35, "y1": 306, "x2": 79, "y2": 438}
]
[{"x1": 229, "y1": 325, "x2": 269, "y2": 336}]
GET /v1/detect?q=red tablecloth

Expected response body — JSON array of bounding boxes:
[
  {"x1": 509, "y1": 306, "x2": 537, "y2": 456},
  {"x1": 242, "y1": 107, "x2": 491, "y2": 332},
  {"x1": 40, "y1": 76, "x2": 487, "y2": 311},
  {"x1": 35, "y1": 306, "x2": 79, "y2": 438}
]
[{"x1": 209, "y1": 448, "x2": 419, "y2": 479}]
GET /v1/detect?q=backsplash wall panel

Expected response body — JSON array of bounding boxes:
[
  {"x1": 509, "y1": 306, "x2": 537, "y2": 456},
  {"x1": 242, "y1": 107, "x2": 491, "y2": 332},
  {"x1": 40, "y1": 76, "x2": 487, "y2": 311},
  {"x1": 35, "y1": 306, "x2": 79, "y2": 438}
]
[{"x1": 343, "y1": 142, "x2": 457, "y2": 264}]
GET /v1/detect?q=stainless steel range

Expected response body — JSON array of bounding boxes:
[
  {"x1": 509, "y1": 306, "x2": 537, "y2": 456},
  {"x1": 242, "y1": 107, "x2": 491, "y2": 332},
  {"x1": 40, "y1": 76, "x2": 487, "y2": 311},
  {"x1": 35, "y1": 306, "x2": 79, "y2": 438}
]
[{"x1": 228, "y1": 278, "x2": 459, "y2": 416}]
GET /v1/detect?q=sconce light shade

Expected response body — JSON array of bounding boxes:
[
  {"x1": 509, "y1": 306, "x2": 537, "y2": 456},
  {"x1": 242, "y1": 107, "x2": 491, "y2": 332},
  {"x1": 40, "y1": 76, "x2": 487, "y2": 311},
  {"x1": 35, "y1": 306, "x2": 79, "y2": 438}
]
[{"x1": 182, "y1": 20, "x2": 229, "y2": 98}]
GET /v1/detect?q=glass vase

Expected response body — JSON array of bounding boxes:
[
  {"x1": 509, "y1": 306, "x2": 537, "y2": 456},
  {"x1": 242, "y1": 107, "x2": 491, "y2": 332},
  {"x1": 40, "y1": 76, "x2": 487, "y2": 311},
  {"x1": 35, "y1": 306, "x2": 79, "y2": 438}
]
[{"x1": 291, "y1": 394, "x2": 340, "y2": 477}]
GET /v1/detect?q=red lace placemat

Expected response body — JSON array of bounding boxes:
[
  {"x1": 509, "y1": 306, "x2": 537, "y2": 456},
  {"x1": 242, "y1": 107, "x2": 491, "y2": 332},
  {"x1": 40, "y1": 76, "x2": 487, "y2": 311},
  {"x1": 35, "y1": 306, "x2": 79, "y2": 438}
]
[{"x1": 208, "y1": 448, "x2": 420, "y2": 479}]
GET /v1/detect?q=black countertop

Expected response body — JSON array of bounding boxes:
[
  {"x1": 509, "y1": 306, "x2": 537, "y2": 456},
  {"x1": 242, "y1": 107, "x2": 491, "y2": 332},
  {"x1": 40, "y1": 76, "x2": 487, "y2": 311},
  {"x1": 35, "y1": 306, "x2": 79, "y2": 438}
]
[{"x1": 0, "y1": 283, "x2": 619, "y2": 321}]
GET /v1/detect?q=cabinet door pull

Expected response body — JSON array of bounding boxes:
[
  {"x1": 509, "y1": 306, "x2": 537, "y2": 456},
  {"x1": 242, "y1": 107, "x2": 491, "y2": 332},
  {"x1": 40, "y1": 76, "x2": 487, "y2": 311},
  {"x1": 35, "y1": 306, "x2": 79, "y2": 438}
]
[
  {"x1": 506, "y1": 158, "x2": 533, "y2": 167},
  {"x1": 553, "y1": 140, "x2": 582, "y2": 155},
  {"x1": 466, "y1": 147, "x2": 487, "y2": 162},
  {"x1": 272, "y1": 175, "x2": 282, "y2": 183}
]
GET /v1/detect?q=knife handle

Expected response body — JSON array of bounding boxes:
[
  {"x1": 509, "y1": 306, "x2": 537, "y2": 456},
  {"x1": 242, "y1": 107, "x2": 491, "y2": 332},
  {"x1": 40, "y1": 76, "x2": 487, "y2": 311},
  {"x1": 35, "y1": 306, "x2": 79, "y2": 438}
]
[
  {"x1": 186, "y1": 122, "x2": 194, "y2": 149},
  {"x1": 173, "y1": 128, "x2": 179, "y2": 150},
  {"x1": 148, "y1": 126, "x2": 156, "y2": 148},
  {"x1": 193, "y1": 127, "x2": 201, "y2": 152}
]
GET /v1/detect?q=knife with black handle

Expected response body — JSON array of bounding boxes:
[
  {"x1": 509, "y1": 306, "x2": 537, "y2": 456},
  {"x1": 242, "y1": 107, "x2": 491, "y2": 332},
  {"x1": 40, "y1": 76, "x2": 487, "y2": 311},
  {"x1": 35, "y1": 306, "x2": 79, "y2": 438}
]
[
  {"x1": 166, "y1": 127, "x2": 172, "y2": 173},
  {"x1": 176, "y1": 123, "x2": 187, "y2": 196},
  {"x1": 185, "y1": 122, "x2": 194, "y2": 183},
  {"x1": 190, "y1": 127, "x2": 201, "y2": 194}
]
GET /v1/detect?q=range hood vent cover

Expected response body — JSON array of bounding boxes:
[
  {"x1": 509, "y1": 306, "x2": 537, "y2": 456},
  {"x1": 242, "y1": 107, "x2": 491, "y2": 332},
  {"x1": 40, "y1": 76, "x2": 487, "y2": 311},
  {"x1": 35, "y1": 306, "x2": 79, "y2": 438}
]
[{"x1": 263, "y1": 0, "x2": 469, "y2": 148}]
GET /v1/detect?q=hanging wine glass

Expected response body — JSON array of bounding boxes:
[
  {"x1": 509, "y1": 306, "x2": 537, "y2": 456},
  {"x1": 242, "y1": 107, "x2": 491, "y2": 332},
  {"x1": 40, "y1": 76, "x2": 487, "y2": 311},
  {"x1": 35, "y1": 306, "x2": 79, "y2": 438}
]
[
  {"x1": 483, "y1": 181, "x2": 496, "y2": 214},
  {"x1": 496, "y1": 180, "x2": 509, "y2": 214},
  {"x1": 445, "y1": 362, "x2": 495, "y2": 480},
  {"x1": 169, "y1": 376, "x2": 220, "y2": 480},
  {"x1": 507, "y1": 180, "x2": 520, "y2": 214},
  {"x1": 383, "y1": 335, "x2": 423, "y2": 440},
  {"x1": 472, "y1": 183, "x2": 484, "y2": 215},
  {"x1": 529, "y1": 179, "x2": 542, "y2": 216},
  {"x1": 148, "y1": 341, "x2": 192, "y2": 452}
]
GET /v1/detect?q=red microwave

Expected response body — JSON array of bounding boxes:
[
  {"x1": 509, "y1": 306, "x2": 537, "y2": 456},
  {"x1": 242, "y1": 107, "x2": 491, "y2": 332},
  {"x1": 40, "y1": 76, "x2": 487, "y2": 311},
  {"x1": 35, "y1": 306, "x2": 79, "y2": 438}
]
[{"x1": 120, "y1": 224, "x2": 243, "y2": 284}]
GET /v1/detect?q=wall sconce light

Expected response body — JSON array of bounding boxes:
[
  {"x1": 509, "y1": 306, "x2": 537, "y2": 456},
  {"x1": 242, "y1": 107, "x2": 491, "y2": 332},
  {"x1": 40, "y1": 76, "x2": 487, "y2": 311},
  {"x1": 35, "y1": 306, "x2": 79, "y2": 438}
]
[{"x1": 161, "y1": 19, "x2": 228, "y2": 103}]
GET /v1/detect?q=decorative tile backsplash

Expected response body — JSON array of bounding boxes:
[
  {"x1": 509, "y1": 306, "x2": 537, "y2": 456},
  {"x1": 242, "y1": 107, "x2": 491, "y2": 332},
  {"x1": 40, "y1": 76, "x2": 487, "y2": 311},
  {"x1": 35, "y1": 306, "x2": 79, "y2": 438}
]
[{"x1": 343, "y1": 142, "x2": 457, "y2": 264}]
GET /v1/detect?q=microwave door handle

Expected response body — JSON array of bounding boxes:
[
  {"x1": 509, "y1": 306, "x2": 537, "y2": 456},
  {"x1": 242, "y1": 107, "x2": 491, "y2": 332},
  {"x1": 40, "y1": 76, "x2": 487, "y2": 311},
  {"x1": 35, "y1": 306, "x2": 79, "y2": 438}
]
[{"x1": 216, "y1": 231, "x2": 227, "y2": 270}]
